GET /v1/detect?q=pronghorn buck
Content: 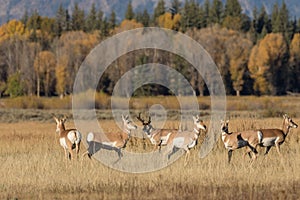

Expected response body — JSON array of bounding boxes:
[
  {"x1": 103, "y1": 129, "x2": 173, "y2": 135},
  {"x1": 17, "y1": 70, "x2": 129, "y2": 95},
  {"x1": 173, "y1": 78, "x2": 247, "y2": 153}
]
[
  {"x1": 166, "y1": 115, "x2": 207, "y2": 166},
  {"x1": 136, "y1": 113, "x2": 179, "y2": 151},
  {"x1": 84, "y1": 115, "x2": 137, "y2": 160},
  {"x1": 220, "y1": 120, "x2": 259, "y2": 163},
  {"x1": 245, "y1": 114, "x2": 298, "y2": 157},
  {"x1": 53, "y1": 116, "x2": 82, "y2": 160}
]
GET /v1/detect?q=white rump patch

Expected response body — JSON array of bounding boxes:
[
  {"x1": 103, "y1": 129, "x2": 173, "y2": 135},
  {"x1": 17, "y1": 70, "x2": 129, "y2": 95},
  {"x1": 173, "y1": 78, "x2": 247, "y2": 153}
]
[
  {"x1": 67, "y1": 131, "x2": 78, "y2": 144},
  {"x1": 87, "y1": 132, "x2": 94, "y2": 142}
]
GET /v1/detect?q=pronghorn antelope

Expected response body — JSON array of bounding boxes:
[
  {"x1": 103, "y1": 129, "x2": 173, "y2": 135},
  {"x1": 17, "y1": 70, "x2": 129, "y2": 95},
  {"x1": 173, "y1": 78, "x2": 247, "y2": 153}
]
[
  {"x1": 166, "y1": 115, "x2": 207, "y2": 166},
  {"x1": 53, "y1": 116, "x2": 82, "y2": 160},
  {"x1": 245, "y1": 114, "x2": 298, "y2": 157},
  {"x1": 220, "y1": 120, "x2": 259, "y2": 163},
  {"x1": 84, "y1": 115, "x2": 137, "y2": 160},
  {"x1": 136, "y1": 113, "x2": 179, "y2": 151}
]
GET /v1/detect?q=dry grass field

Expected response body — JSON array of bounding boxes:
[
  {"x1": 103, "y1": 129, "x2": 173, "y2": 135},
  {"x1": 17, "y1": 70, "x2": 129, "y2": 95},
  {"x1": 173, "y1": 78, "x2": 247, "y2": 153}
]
[{"x1": 0, "y1": 114, "x2": 299, "y2": 199}]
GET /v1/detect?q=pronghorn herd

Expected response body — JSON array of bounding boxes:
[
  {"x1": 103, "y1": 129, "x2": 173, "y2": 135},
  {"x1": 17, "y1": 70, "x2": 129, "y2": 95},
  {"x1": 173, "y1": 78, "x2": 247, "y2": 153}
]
[{"x1": 53, "y1": 113, "x2": 298, "y2": 165}]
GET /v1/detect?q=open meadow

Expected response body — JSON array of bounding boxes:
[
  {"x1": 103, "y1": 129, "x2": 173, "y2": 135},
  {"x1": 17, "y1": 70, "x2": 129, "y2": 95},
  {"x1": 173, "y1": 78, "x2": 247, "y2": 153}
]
[{"x1": 0, "y1": 96, "x2": 300, "y2": 199}]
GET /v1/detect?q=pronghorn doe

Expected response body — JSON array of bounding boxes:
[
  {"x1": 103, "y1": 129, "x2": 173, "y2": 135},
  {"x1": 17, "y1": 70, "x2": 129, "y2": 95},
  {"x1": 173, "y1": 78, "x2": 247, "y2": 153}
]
[
  {"x1": 220, "y1": 120, "x2": 259, "y2": 163},
  {"x1": 84, "y1": 115, "x2": 137, "y2": 160},
  {"x1": 245, "y1": 114, "x2": 298, "y2": 158},
  {"x1": 166, "y1": 115, "x2": 207, "y2": 166},
  {"x1": 54, "y1": 116, "x2": 82, "y2": 160},
  {"x1": 136, "y1": 113, "x2": 179, "y2": 151}
]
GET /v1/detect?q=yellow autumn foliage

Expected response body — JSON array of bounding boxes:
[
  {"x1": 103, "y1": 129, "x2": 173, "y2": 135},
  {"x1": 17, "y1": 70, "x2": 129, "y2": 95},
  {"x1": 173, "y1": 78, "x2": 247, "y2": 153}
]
[
  {"x1": 114, "y1": 19, "x2": 143, "y2": 34},
  {"x1": 248, "y1": 33, "x2": 288, "y2": 95},
  {"x1": 158, "y1": 13, "x2": 181, "y2": 30},
  {"x1": 290, "y1": 33, "x2": 300, "y2": 58},
  {"x1": 0, "y1": 20, "x2": 29, "y2": 42}
]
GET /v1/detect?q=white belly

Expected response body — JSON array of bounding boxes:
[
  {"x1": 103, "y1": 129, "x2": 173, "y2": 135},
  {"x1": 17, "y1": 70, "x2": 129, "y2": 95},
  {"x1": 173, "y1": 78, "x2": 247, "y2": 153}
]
[
  {"x1": 173, "y1": 137, "x2": 184, "y2": 148},
  {"x1": 59, "y1": 138, "x2": 68, "y2": 149},
  {"x1": 261, "y1": 137, "x2": 277, "y2": 146},
  {"x1": 160, "y1": 133, "x2": 172, "y2": 145},
  {"x1": 187, "y1": 140, "x2": 196, "y2": 148},
  {"x1": 150, "y1": 137, "x2": 157, "y2": 145},
  {"x1": 102, "y1": 141, "x2": 117, "y2": 147}
]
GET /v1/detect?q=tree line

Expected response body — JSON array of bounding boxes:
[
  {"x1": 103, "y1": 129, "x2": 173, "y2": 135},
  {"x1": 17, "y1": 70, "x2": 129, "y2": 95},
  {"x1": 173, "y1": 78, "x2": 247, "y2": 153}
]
[{"x1": 0, "y1": 0, "x2": 300, "y2": 98}]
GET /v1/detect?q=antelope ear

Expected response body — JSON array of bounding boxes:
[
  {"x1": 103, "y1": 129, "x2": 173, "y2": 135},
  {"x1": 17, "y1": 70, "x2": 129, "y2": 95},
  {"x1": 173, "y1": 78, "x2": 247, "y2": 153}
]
[
  {"x1": 193, "y1": 116, "x2": 197, "y2": 122},
  {"x1": 53, "y1": 116, "x2": 59, "y2": 123},
  {"x1": 61, "y1": 115, "x2": 67, "y2": 123},
  {"x1": 283, "y1": 114, "x2": 289, "y2": 119}
]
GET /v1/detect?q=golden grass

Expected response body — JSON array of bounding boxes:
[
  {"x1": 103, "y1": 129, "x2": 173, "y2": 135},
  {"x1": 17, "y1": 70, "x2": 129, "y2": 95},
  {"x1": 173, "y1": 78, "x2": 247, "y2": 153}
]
[
  {"x1": 0, "y1": 117, "x2": 300, "y2": 199},
  {"x1": 1, "y1": 96, "x2": 299, "y2": 117}
]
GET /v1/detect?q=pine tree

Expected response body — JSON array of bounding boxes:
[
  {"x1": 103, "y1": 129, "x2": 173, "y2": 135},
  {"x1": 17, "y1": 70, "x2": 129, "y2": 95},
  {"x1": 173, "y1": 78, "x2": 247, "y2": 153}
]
[
  {"x1": 271, "y1": 2, "x2": 280, "y2": 32},
  {"x1": 257, "y1": 6, "x2": 266, "y2": 33},
  {"x1": 72, "y1": 3, "x2": 85, "y2": 31},
  {"x1": 55, "y1": 4, "x2": 64, "y2": 36},
  {"x1": 86, "y1": 3, "x2": 97, "y2": 32},
  {"x1": 125, "y1": 1, "x2": 135, "y2": 20},
  {"x1": 101, "y1": 17, "x2": 110, "y2": 37},
  {"x1": 203, "y1": 0, "x2": 210, "y2": 27},
  {"x1": 209, "y1": 0, "x2": 223, "y2": 25},
  {"x1": 136, "y1": 9, "x2": 150, "y2": 27},
  {"x1": 21, "y1": 10, "x2": 29, "y2": 27},
  {"x1": 224, "y1": 0, "x2": 242, "y2": 18},
  {"x1": 181, "y1": 0, "x2": 201, "y2": 30},
  {"x1": 153, "y1": 0, "x2": 165, "y2": 24},
  {"x1": 96, "y1": 10, "x2": 104, "y2": 30},
  {"x1": 223, "y1": 0, "x2": 242, "y2": 30},
  {"x1": 27, "y1": 10, "x2": 41, "y2": 42},
  {"x1": 109, "y1": 10, "x2": 117, "y2": 29},
  {"x1": 171, "y1": 0, "x2": 181, "y2": 14}
]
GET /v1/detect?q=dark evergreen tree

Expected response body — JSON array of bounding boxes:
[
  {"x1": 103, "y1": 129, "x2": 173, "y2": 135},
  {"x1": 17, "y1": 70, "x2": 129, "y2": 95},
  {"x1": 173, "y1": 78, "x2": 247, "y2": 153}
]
[
  {"x1": 241, "y1": 14, "x2": 251, "y2": 32},
  {"x1": 297, "y1": 18, "x2": 300, "y2": 33},
  {"x1": 125, "y1": 1, "x2": 135, "y2": 20},
  {"x1": 209, "y1": 0, "x2": 223, "y2": 25},
  {"x1": 257, "y1": 6, "x2": 267, "y2": 33},
  {"x1": 72, "y1": 3, "x2": 85, "y2": 31},
  {"x1": 271, "y1": 2, "x2": 280, "y2": 32},
  {"x1": 223, "y1": 0, "x2": 243, "y2": 30},
  {"x1": 153, "y1": 0, "x2": 165, "y2": 24},
  {"x1": 135, "y1": 9, "x2": 150, "y2": 26},
  {"x1": 109, "y1": 10, "x2": 116, "y2": 29},
  {"x1": 27, "y1": 10, "x2": 41, "y2": 41},
  {"x1": 203, "y1": 0, "x2": 210, "y2": 27},
  {"x1": 180, "y1": 0, "x2": 201, "y2": 31},
  {"x1": 100, "y1": 17, "x2": 110, "y2": 37},
  {"x1": 54, "y1": 5, "x2": 64, "y2": 36},
  {"x1": 21, "y1": 10, "x2": 29, "y2": 27},
  {"x1": 86, "y1": 3, "x2": 97, "y2": 32},
  {"x1": 171, "y1": 0, "x2": 181, "y2": 14},
  {"x1": 96, "y1": 10, "x2": 104, "y2": 30},
  {"x1": 224, "y1": 0, "x2": 242, "y2": 18}
]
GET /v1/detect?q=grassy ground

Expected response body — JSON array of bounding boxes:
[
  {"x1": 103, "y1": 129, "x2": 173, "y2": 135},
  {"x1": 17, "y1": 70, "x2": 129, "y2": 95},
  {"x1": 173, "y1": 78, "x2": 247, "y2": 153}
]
[
  {"x1": 0, "y1": 116, "x2": 299, "y2": 199},
  {"x1": 1, "y1": 95, "x2": 300, "y2": 117}
]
